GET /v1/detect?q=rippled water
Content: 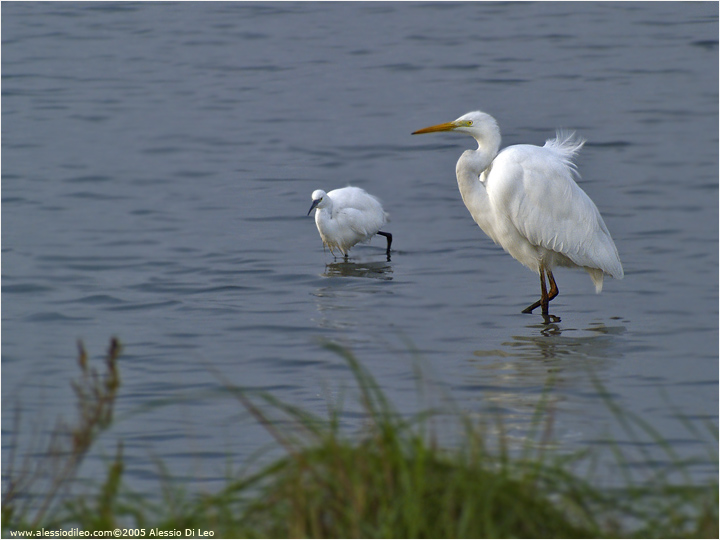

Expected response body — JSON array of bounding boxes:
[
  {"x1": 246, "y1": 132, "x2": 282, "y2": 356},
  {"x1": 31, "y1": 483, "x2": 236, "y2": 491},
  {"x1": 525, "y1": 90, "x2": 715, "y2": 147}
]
[{"x1": 3, "y1": 2, "x2": 718, "y2": 496}]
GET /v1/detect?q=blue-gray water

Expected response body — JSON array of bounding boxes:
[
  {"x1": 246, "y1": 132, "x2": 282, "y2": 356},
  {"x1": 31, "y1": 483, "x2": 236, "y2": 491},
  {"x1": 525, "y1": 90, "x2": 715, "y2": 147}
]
[{"x1": 3, "y1": 2, "x2": 718, "y2": 499}]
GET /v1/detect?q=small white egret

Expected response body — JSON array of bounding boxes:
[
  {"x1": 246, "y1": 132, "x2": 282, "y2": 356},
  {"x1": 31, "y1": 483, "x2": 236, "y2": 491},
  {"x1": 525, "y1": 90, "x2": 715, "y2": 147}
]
[
  {"x1": 413, "y1": 111, "x2": 623, "y2": 320},
  {"x1": 308, "y1": 186, "x2": 392, "y2": 259}
]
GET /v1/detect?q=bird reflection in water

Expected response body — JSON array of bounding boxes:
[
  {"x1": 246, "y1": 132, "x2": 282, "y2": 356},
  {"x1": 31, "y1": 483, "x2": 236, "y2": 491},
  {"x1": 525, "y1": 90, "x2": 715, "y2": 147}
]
[
  {"x1": 475, "y1": 320, "x2": 627, "y2": 362},
  {"x1": 313, "y1": 259, "x2": 394, "y2": 332},
  {"x1": 323, "y1": 259, "x2": 393, "y2": 280},
  {"x1": 466, "y1": 321, "x2": 628, "y2": 450}
]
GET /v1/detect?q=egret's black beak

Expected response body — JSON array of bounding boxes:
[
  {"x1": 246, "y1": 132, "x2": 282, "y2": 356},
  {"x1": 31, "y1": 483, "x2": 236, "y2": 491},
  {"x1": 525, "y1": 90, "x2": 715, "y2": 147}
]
[{"x1": 307, "y1": 199, "x2": 320, "y2": 215}]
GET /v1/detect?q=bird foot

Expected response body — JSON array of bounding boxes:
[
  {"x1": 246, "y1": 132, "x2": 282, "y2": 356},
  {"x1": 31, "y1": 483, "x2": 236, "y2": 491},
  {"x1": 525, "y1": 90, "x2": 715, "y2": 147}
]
[{"x1": 521, "y1": 305, "x2": 560, "y2": 323}]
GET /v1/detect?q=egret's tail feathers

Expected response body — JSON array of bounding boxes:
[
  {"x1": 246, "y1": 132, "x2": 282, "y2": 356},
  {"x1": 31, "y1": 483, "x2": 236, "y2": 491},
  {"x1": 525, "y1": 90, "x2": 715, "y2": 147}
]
[
  {"x1": 587, "y1": 267, "x2": 604, "y2": 294},
  {"x1": 587, "y1": 262, "x2": 625, "y2": 294},
  {"x1": 544, "y1": 130, "x2": 586, "y2": 173}
]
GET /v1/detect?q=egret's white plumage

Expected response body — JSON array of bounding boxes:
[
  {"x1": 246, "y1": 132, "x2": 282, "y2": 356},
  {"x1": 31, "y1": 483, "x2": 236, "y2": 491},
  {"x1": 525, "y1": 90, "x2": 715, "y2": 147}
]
[
  {"x1": 413, "y1": 110, "x2": 623, "y2": 319},
  {"x1": 308, "y1": 186, "x2": 392, "y2": 258}
]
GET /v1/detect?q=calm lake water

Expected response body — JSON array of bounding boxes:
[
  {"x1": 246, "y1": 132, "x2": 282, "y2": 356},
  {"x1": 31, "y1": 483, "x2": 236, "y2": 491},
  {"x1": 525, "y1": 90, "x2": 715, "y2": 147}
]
[{"x1": 3, "y1": 2, "x2": 718, "y2": 498}]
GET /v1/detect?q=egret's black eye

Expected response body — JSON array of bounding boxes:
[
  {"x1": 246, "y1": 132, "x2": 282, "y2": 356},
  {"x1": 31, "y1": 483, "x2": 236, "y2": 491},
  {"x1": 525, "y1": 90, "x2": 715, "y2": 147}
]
[{"x1": 467, "y1": 120, "x2": 473, "y2": 126}]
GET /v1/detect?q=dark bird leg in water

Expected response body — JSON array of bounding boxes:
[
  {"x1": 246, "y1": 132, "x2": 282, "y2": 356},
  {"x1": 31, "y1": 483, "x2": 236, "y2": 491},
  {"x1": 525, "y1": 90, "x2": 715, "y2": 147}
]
[{"x1": 377, "y1": 231, "x2": 392, "y2": 256}]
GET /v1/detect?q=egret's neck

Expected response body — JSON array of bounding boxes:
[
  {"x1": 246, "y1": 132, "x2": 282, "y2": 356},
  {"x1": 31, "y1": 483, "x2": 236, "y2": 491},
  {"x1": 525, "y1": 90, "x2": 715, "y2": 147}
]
[
  {"x1": 455, "y1": 137, "x2": 501, "y2": 244},
  {"x1": 456, "y1": 136, "x2": 497, "y2": 194}
]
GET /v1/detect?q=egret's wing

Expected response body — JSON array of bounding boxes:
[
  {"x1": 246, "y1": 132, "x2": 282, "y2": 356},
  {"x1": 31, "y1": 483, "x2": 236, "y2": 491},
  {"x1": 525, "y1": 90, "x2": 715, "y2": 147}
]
[
  {"x1": 329, "y1": 187, "x2": 388, "y2": 234},
  {"x1": 335, "y1": 207, "x2": 385, "y2": 240},
  {"x1": 487, "y1": 145, "x2": 623, "y2": 279},
  {"x1": 329, "y1": 187, "x2": 385, "y2": 213}
]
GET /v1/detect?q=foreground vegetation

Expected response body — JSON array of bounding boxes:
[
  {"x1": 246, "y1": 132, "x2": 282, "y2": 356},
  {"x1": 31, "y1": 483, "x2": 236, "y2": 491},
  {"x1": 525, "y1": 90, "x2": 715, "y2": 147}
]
[{"x1": 2, "y1": 339, "x2": 717, "y2": 538}]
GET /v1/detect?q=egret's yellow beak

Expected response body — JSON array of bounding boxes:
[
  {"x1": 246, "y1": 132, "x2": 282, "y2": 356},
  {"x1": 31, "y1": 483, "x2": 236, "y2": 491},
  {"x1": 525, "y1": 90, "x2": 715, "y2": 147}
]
[{"x1": 412, "y1": 121, "x2": 458, "y2": 135}]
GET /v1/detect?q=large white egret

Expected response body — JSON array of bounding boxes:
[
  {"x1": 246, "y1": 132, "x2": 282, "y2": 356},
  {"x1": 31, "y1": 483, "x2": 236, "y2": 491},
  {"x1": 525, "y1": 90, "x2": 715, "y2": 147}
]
[
  {"x1": 413, "y1": 111, "x2": 623, "y2": 321},
  {"x1": 308, "y1": 186, "x2": 392, "y2": 259}
]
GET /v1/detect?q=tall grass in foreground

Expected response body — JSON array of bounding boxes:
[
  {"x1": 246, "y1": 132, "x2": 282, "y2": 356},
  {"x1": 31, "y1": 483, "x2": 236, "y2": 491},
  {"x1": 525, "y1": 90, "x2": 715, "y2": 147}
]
[
  {"x1": 2, "y1": 338, "x2": 122, "y2": 529},
  {"x1": 2, "y1": 340, "x2": 717, "y2": 538}
]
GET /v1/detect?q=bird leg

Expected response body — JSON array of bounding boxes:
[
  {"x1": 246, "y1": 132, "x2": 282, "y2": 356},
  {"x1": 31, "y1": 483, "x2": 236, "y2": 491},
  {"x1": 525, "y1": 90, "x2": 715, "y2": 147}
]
[
  {"x1": 377, "y1": 231, "x2": 392, "y2": 257},
  {"x1": 539, "y1": 266, "x2": 550, "y2": 317},
  {"x1": 544, "y1": 272, "x2": 561, "y2": 322},
  {"x1": 521, "y1": 298, "x2": 543, "y2": 314},
  {"x1": 546, "y1": 269, "x2": 559, "y2": 303},
  {"x1": 522, "y1": 265, "x2": 559, "y2": 316},
  {"x1": 522, "y1": 267, "x2": 547, "y2": 314}
]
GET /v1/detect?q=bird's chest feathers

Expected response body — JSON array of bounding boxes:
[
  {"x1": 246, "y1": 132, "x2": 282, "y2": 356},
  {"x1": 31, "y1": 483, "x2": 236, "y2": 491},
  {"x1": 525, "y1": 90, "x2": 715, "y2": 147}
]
[
  {"x1": 316, "y1": 210, "x2": 348, "y2": 239},
  {"x1": 315, "y1": 210, "x2": 335, "y2": 234}
]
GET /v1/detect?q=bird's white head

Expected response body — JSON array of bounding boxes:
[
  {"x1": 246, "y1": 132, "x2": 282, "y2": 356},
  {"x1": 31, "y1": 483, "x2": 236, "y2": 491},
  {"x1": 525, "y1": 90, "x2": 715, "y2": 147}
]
[
  {"x1": 307, "y1": 189, "x2": 329, "y2": 215},
  {"x1": 412, "y1": 110, "x2": 501, "y2": 151},
  {"x1": 413, "y1": 110, "x2": 503, "y2": 180},
  {"x1": 454, "y1": 111, "x2": 499, "y2": 136}
]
